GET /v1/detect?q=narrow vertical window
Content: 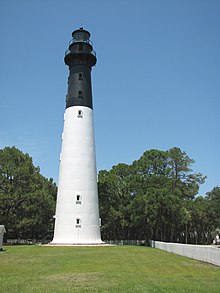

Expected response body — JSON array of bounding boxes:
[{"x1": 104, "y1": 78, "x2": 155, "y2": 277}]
[
  {"x1": 78, "y1": 110, "x2": 83, "y2": 118},
  {"x1": 78, "y1": 72, "x2": 83, "y2": 80},
  {"x1": 79, "y1": 43, "x2": 83, "y2": 51},
  {"x1": 76, "y1": 218, "x2": 81, "y2": 228},
  {"x1": 78, "y1": 90, "x2": 83, "y2": 99},
  {"x1": 76, "y1": 194, "x2": 81, "y2": 204}
]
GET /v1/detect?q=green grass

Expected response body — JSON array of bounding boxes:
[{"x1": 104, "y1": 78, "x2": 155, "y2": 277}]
[{"x1": 0, "y1": 245, "x2": 219, "y2": 293}]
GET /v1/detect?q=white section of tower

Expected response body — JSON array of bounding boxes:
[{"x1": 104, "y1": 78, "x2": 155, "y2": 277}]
[{"x1": 51, "y1": 106, "x2": 102, "y2": 244}]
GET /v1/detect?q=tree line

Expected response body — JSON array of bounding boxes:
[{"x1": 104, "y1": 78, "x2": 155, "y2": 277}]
[
  {"x1": 0, "y1": 147, "x2": 57, "y2": 240},
  {"x1": 98, "y1": 148, "x2": 220, "y2": 244},
  {"x1": 0, "y1": 146, "x2": 219, "y2": 244}
]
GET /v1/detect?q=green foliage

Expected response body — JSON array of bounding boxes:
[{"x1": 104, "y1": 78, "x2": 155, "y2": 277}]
[
  {"x1": 205, "y1": 187, "x2": 220, "y2": 232},
  {"x1": 0, "y1": 246, "x2": 219, "y2": 293},
  {"x1": 98, "y1": 147, "x2": 217, "y2": 244},
  {"x1": 1, "y1": 145, "x2": 218, "y2": 245},
  {"x1": 0, "y1": 146, "x2": 57, "y2": 239}
]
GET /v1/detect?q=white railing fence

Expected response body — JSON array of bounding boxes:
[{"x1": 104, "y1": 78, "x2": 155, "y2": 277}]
[{"x1": 150, "y1": 240, "x2": 220, "y2": 266}]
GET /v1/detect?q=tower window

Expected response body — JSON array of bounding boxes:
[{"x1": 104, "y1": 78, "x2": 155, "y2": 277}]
[
  {"x1": 76, "y1": 194, "x2": 81, "y2": 204},
  {"x1": 78, "y1": 90, "x2": 83, "y2": 99},
  {"x1": 78, "y1": 72, "x2": 83, "y2": 80},
  {"x1": 78, "y1": 110, "x2": 83, "y2": 118},
  {"x1": 76, "y1": 218, "x2": 81, "y2": 228},
  {"x1": 79, "y1": 43, "x2": 83, "y2": 51}
]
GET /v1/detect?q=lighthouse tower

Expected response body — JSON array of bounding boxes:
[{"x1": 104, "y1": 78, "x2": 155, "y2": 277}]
[{"x1": 51, "y1": 28, "x2": 102, "y2": 244}]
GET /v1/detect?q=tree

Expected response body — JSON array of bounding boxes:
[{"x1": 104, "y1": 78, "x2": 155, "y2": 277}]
[
  {"x1": 98, "y1": 164, "x2": 132, "y2": 240},
  {"x1": 98, "y1": 147, "x2": 207, "y2": 243},
  {"x1": 0, "y1": 146, "x2": 57, "y2": 240},
  {"x1": 205, "y1": 186, "x2": 220, "y2": 237}
]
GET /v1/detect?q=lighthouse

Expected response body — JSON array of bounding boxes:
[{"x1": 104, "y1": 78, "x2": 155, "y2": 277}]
[{"x1": 51, "y1": 28, "x2": 102, "y2": 244}]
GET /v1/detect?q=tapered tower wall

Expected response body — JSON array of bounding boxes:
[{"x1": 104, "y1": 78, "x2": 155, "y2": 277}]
[{"x1": 51, "y1": 28, "x2": 102, "y2": 244}]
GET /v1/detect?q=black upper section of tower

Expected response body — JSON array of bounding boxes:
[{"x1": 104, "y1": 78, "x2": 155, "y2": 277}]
[
  {"x1": 64, "y1": 28, "x2": 96, "y2": 110},
  {"x1": 64, "y1": 28, "x2": 97, "y2": 68}
]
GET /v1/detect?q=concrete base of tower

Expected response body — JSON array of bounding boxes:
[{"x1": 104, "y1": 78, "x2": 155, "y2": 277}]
[
  {"x1": 50, "y1": 237, "x2": 104, "y2": 246},
  {"x1": 49, "y1": 234, "x2": 105, "y2": 246},
  {"x1": 51, "y1": 222, "x2": 103, "y2": 246},
  {"x1": 50, "y1": 239, "x2": 105, "y2": 245},
  {"x1": 48, "y1": 241, "x2": 107, "y2": 246}
]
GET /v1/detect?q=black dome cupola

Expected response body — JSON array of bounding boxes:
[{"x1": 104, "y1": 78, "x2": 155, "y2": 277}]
[{"x1": 64, "y1": 27, "x2": 97, "y2": 67}]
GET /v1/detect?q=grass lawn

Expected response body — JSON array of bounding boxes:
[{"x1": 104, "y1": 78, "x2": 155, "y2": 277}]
[{"x1": 0, "y1": 245, "x2": 219, "y2": 293}]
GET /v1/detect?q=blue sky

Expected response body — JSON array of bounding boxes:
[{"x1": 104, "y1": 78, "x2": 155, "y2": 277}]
[{"x1": 0, "y1": 0, "x2": 219, "y2": 196}]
